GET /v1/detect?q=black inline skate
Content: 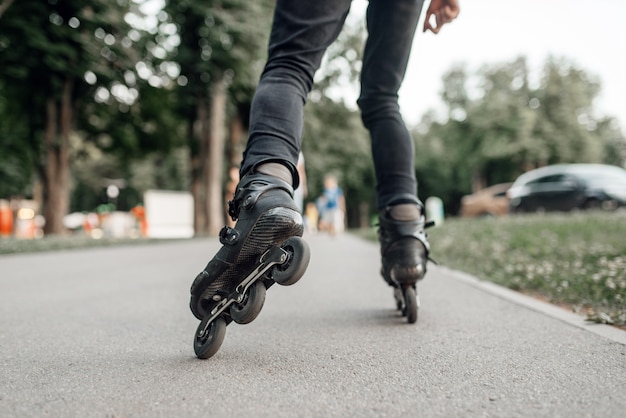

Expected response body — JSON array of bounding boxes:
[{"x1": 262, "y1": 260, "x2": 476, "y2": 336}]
[
  {"x1": 378, "y1": 199, "x2": 432, "y2": 324},
  {"x1": 190, "y1": 172, "x2": 310, "y2": 359}
]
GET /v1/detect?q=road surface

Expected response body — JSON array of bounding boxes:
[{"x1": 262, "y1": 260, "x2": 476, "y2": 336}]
[{"x1": 1, "y1": 233, "x2": 625, "y2": 417}]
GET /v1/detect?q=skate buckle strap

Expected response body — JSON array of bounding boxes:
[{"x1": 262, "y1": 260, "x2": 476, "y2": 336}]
[
  {"x1": 228, "y1": 173, "x2": 294, "y2": 221},
  {"x1": 378, "y1": 214, "x2": 431, "y2": 256}
]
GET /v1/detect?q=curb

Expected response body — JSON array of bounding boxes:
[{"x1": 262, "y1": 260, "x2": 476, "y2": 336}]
[{"x1": 439, "y1": 265, "x2": 626, "y2": 346}]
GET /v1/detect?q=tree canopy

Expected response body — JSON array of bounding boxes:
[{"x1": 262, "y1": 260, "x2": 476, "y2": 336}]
[
  {"x1": 413, "y1": 56, "x2": 625, "y2": 213},
  {"x1": 1, "y1": 2, "x2": 624, "y2": 234}
]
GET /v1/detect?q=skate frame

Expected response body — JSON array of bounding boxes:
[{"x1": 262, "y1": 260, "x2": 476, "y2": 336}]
[{"x1": 197, "y1": 245, "x2": 288, "y2": 337}]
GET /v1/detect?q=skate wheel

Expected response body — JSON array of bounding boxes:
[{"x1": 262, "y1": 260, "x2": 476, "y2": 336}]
[
  {"x1": 194, "y1": 316, "x2": 226, "y2": 359},
  {"x1": 230, "y1": 280, "x2": 266, "y2": 324},
  {"x1": 272, "y1": 237, "x2": 311, "y2": 286},
  {"x1": 404, "y1": 287, "x2": 418, "y2": 324}
]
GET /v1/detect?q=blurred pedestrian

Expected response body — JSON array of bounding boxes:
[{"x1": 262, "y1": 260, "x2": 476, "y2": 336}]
[
  {"x1": 304, "y1": 201, "x2": 319, "y2": 234},
  {"x1": 319, "y1": 174, "x2": 345, "y2": 236}
]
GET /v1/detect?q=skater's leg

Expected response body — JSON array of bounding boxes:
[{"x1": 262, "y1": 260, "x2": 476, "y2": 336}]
[
  {"x1": 358, "y1": 0, "x2": 425, "y2": 209},
  {"x1": 241, "y1": 0, "x2": 353, "y2": 184},
  {"x1": 190, "y1": 0, "x2": 352, "y2": 320},
  {"x1": 357, "y1": 0, "x2": 430, "y2": 288}
]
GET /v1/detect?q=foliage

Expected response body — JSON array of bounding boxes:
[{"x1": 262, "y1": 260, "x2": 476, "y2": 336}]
[
  {"x1": 311, "y1": 13, "x2": 364, "y2": 102},
  {"x1": 302, "y1": 97, "x2": 374, "y2": 227},
  {"x1": 161, "y1": 0, "x2": 273, "y2": 121},
  {"x1": 158, "y1": 0, "x2": 274, "y2": 233},
  {"x1": 70, "y1": 137, "x2": 190, "y2": 212},
  {"x1": 0, "y1": 80, "x2": 34, "y2": 197},
  {"x1": 413, "y1": 56, "x2": 626, "y2": 214},
  {"x1": 0, "y1": 0, "x2": 193, "y2": 224},
  {"x1": 0, "y1": 0, "x2": 160, "y2": 233},
  {"x1": 2, "y1": 1, "x2": 624, "y2": 236},
  {"x1": 301, "y1": 17, "x2": 372, "y2": 227},
  {"x1": 0, "y1": 0, "x2": 143, "y2": 132}
]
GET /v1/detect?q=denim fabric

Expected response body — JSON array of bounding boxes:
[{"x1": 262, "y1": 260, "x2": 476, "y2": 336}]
[{"x1": 242, "y1": 0, "x2": 425, "y2": 208}]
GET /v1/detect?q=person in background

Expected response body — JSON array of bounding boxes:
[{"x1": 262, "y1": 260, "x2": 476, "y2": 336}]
[
  {"x1": 304, "y1": 201, "x2": 319, "y2": 234},
  {"x1": 319, "y1": 174, "x2": 345, "y2": 236}
]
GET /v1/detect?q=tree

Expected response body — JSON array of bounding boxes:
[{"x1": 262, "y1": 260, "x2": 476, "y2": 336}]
[
  {"x1": 303, "y1": 97, "x2": 373, "y2": 228},
  {"x1": 0, "y1": 80, "x2": 34, "y2": 199},
  {"x1": 161, "y1": 0, "x2": 274, "y2": 234},
  {"x1": 0, "y1": 0, "x2": 13, "y2": 19},
  {"x1": 412, "y1": 56, "x2": 625, "y2": 214},
  {"x1": 301, "y1": 17, "x2": 374, "y2": 227},
  {"x1": 0, "y1": 0, "x2": 146, "y2": 234},
  {"x1": 533, "y1": 56, "x2": 604, "y2": 165}
]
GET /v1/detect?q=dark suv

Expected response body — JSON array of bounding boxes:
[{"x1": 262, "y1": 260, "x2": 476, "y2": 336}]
[{"x1": 508, "y1": 164, "x2": 626, "y2": 213}]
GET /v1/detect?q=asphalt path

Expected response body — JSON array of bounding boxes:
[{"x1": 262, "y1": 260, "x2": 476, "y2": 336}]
[{"x1": 1, "y1": 232, "x2": 625, "y2": 417}]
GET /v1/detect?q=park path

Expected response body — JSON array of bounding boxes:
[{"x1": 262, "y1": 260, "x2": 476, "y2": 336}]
[{"x1": 1, "y1": 232, "x2": 625, "y2": 417}]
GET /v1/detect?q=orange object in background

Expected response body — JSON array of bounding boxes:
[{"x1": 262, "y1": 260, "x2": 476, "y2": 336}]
[
  {"x1": 0, "y1": 202, "x2": 13, "y2": 237},
  {"x1": 131, "y1": 205, "x2": 148, "y2": 237}
]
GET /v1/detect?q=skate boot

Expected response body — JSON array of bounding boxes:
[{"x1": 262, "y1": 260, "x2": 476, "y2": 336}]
[
  {"x1": 190, "y1": 171, "x2": 310, "y2": 359},
  {"x1": 378, "y1": 199, "x2": 431, "y2": 324}
]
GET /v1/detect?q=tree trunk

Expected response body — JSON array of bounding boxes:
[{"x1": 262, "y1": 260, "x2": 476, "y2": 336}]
[
  {"x1": 0, "y1": 0, "x2": 15, "y2": 19},
  {"x1": 42, "y1": 78, "x2": 72, "y2": 235},
  {"x1": 198, "y1": 95, "x2": 212, "y2": 235},
  {"x1": 227, "y1": 111, "x2": 245, "y2": 169},
  {"x1": 206, "y1": 78, "x2": 227, "y2": 235},
  {"x1": 471, "y1": 168, "x2": 485, "y2": 192},
  {"x1": 190, "y1": 109, "x2": 206, "y2": 235}
]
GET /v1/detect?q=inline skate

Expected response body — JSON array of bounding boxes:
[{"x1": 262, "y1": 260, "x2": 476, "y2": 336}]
[
  {"x1": 190, "y1": 172, "x2": 310, "y2": 359},
  {"x1": 378, "y1": 200, "x2": 432, "y2": 324}
]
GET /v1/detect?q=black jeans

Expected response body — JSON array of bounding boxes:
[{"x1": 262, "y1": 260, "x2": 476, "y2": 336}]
[{"x1": 242, "y1": 0, "x2": 425, "y2": 209}]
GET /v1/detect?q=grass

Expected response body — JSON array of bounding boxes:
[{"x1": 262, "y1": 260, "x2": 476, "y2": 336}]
[
  {"x1": 0, "y1": 234, "x2": 181, "y2": 255},
  {"x1": 356, "y1": 211, "x2": 626, "y2": 327}
]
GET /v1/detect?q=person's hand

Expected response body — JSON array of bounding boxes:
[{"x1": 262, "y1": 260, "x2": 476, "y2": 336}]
[{"x1": 423, "y1": 0, "x2": 460, "y2": 34}]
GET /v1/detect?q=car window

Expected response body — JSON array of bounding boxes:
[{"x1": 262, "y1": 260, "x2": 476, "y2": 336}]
[{"x1": 526, "y1": 174, "x2": 565, "y2": 185}]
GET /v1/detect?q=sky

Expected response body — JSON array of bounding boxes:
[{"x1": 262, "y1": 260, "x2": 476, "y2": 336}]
[{"x1": 347, "y1": 0, "x2": 626, "y2": 131}]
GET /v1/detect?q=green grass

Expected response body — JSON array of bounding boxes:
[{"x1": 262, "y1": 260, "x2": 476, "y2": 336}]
[
  {"x1": 356, "y1": 211, "x2": 626, "y2": 326},
  {"x1": 0, "y1": 235, "x2": 181, "y2": 255}
]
